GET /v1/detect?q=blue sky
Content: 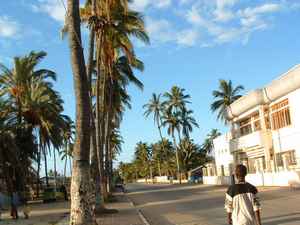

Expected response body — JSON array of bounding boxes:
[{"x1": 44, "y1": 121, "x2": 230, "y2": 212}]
[{"x1": 1, "y1": 0, "x2": 300, "y2": 175}]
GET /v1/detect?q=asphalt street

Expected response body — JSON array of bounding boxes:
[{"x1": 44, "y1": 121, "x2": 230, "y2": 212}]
[{"x1": 126, "y1": 183, "x2": 300, "y2": 225}]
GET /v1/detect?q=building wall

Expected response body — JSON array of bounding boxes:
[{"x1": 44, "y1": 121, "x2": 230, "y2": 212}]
[
  {"x1": 271, "y1": 89, "x2": 300, "y2": 168},
  {"x1": 213, "y1": 133, "x2": 234, "y2": 176}
]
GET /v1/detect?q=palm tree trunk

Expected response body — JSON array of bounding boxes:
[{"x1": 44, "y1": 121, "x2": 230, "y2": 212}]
[
  {"x1": 67, "y1": 0, "x2": 95, "y2": 224},
  {"x1": 54, "y1": 149, "x2": 57, "y2": 190},
  {"x1": 44, "y1": 146, "x2": 49, "y2": 187},
  {"x1": 95, "y1": 71, "x2": 108, "y2": 202},
  {"x1": 105, "y1": 83, "x2": 113, "y2": 193},
  {"x1": 64, "y1": 157, "x2": 67, "y2": 185},
  {"x1": 36, "y1": 136, "x2": 42, "y2": 197},
  {"x1": 172, "y1": 133, "x2": 181, "y2": 184}
]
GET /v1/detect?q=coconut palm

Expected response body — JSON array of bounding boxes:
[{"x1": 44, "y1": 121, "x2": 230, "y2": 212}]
[
  {"x1": 211, "y1": 79, "x2": 244, "y2": 124},
  {"x1": 67, "y1": 0, "x2": 95, "y2": 224},
  {"x1": 164, "y1": 86, "x2": 191, "y2": 114},
  {"x1": 178, "y1": 138, "x2": 203, "y2": 177},
  {"x1": 162, "y1": 111, "x2": 182, "y2": 183},
  {"x1": 134, "y1": 142, "x2": 153, "y2": 181},
  {"x1": 181, "y1": 109, "x2": 199, "y2": 139},
  {"x1": 201, "y1": 129, "x2": 221, "y2": 154},
  {"x1": 143, "y1": 93, "x2": 166, "y2": 176}
]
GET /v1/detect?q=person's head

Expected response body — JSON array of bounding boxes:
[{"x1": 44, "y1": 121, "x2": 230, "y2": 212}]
[{"x1": 235, "y1": 164, "x2": 247, "y2": 181}]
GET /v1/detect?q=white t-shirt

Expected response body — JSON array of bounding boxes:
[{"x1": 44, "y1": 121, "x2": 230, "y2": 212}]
[{"x1": 225, "y1": 182, "x2": 261, "y2": 225}]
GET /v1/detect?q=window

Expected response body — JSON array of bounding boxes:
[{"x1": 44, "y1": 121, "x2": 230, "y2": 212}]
[
  {"x1": 253, "y1": 113, "x2": 261, "y2": 131},
  {"x1": 287, "y1": 150, "x2": 297, "y2": 165},
  {"x1": 240, "y1": 118, "x2": 252, "y2": 136},
  {"x1": 271, "y1": 99, "x2": 291, "y2": 130},
  {"x1": 276, "y1": 150, "x2": 297, "y2": 167}
]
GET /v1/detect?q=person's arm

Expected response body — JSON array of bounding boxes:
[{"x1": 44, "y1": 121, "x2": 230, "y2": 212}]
[
  {"x1": 227, "y1": 212, "x2": 232, "y2": 224},
  {"x1": 225, "y1": 191, "x2": 233, "y2": 225},
  {"x1": 253, "y1": 188, "x2": 261, "y2": 225}
]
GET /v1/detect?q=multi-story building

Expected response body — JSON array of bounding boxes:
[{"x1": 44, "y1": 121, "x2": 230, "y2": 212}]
[{"x1": 204, "y1": 64, "x2": 300, "y2": 186}]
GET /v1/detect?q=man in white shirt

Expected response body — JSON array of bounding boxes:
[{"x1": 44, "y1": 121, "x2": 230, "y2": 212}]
[{"x1": 225, "y1": 164, "x2": 262, "y2": 225}]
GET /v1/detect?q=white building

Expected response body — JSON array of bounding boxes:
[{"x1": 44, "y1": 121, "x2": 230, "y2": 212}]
[{"x1": 204, "y1": 65, "x2": 300, "y2": 186}]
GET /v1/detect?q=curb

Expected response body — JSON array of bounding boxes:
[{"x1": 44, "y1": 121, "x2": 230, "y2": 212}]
[{"x1": 124, "y1": 190, "x2": 151, "y2": 225}]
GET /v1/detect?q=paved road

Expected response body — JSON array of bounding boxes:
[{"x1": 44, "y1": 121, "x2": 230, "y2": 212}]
[{"x1": 126, "y1": 183, "x2": 300, "y2": 225}]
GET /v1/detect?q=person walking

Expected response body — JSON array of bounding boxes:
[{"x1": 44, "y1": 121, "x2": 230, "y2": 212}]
[
  {"x1": 225, "y1": 164, "x2": 262, "y2": 225},
  {"x1": 0, "y1": 188, "x2": 4, "y2": 221},
  {"x1": 11, "y1": 191, "x2": 20, "y2": 220}
]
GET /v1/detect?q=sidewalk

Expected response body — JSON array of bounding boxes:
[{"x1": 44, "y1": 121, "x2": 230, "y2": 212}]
[{"x1": 96, "y1": 191, "x2": 145, "y2": 225}]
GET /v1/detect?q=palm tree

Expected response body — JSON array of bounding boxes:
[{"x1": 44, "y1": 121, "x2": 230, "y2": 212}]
[
  {"x1": 134, "y1": 142, "x2": 153, "y2": 182},
  {"x1": 162, "y1": 111, "x2": 182, "y2": 183},
  {"x1": 178, "y1": 138, "x2": 203, "y2": 178},
  {"x1": 164, "y1": 86, "x2": 191, "y2": 114},
  {"x1": 67, "y1": 0, "x2": 95, "y2": 224},
  {"x1": 181, "y1": 109, "x2": 199, "y2": 138},
  {"x1": 143, "y1": 93, "x2": 166, "y2": 176},
  {"x1": 201, "y1": 129, "x2": 221, "y2": 154},
  {"x1": 211, "y1": 79, "x2": 244, "y2": 124}
]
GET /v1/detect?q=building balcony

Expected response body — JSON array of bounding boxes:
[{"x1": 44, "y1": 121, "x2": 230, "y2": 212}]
[{"x1": 230, "y1": 131, "x2": 264, "y2": 153}]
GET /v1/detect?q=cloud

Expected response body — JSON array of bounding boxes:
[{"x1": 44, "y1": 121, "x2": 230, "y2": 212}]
[
  {"x1": 176, "y1": 29, "x2": 199, "y2": 46},
  {"x1": 130, "y1": 0, "x2": 171, "y2": 11},
  {"x1": 146, "y1": 17, "x2": 175, "y2": 43},
  {"x1": 32, "y1": 0, "x2": 66, "y2": 23},
  {"x1": 0, "y1": 16, "x2": 20, "y2": 38}
]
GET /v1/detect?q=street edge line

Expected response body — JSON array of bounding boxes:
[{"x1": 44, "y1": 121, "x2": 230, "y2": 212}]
[{"x1": 125, "y1": 192, "x2": 151, "y2": 225}]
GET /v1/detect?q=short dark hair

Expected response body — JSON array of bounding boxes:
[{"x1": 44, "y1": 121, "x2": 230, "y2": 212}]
[{"x1": 235, "y1": 164, "x2": 247, "y2": 178}]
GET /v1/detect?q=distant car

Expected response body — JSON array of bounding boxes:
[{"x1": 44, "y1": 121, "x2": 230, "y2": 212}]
[
  {"x1": 43, "y1": 187, "x2": 65, "y2": 203},
  {"x1": 188, "y1": 176, "x2": 202, "y2": 184}
]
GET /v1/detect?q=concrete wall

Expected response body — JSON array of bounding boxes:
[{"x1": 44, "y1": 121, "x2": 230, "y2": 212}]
[
  {"x1": 271, "y1": 89, "x2": 300, "y2": 167},
  {"x1": 203, "y1": 176, "x2": 231, "y2": 185},
  {"x1": 246, "y1": 171, "x2": 300, "y2": 187},
  {"x1": 213, "y1": 133, "x2": 234, "y2": 176}
]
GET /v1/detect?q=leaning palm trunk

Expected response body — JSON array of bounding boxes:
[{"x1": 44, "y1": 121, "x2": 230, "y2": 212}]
[
  {"x1": 95, "y1": 71, "x2": 108, "y2": 202},
  {"x1": 67, "y1": 0, "x2": 95, "y2": 224},
  {"x1": 105, "y1": 83, "x2": 113, "y2": 193},
  {"x1": 172, "y1": 133, "x2": 181, "y2": 184}
]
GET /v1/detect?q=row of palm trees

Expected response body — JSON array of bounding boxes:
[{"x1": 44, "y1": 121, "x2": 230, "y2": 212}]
[
  {"x1": 0, "y1": 51, "x2": 75, "y2": 196},
  {"x1": 143, "y1": 86, "x2": 199, "y2": 183},
  {"x1": 119, "y1": 79, "x2": 244, "y2": 183},
  {"x1": 66, "y1": 0, "x2": 149, "y2": 223}
]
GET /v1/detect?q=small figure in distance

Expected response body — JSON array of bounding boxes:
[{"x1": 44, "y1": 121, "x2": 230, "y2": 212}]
[
  {"x1": 225, "y1": 164, "x2": 262, "y2": 225},
  {"x1": 0, "y1": 187, "x2": 4, "y2": 221}
]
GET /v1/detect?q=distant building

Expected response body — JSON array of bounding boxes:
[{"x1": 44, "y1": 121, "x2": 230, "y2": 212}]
[{"x1": 204, "y1": 65, "x2": 300, "y2": 186}]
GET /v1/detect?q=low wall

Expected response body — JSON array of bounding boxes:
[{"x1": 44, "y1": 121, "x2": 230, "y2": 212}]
[
  {"x1": 203, "y1": 176, "x2": 231, "y2": 185},
  {"x1": 204, "y1": 171, "x2": 300, "y2": 187},
  {"x1": 246, "y1": 171, "x2": 300, "y2": 187}
]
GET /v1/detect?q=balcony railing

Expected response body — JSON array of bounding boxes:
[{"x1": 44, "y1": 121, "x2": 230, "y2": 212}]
[{"x1": 230, "y1": 131, "x2": 263, "y2": 152}]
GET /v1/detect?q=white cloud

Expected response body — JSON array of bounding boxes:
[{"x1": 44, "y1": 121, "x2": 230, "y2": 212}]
[
  {"x1": 0, "y1": 16, "x2": 20, "y2": 38},
  {"x1": 130, "y1": 0, "x2": 171, "y2": 11},
  {"x1": 146, "y1": 17, "x2": 175, "y2": 43},
  {"x1": 176, "y1": 29, "x2": 199, "y2": 46},
  {"x1": 33, "y1": 0, "x2": 66, "y2": 23},
  {"x1": 240, "y1": 3, "x2": 281, "y2": 18}
]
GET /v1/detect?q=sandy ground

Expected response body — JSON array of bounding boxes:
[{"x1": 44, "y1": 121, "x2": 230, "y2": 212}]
[{"x1": 0, "y1": 201, "x2": 70, "y2": 225}]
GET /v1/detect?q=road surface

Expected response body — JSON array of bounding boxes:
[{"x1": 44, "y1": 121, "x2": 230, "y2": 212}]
[{"x1": 126, "y1": 183, "x2": 300, "y2": 225}]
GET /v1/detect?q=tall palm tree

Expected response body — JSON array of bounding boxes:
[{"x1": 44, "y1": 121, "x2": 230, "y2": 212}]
[
  {"x1": 164, "y1": 86, "x2": 191, "y2": 114},
  {"x1": 181, "y1": 109, "x2": 199, "y2": 139},
  {"x1": 178, "y1": 138, "x2": 202, "y2": 178},
  {"x1": 134, "y1": 142, "x2": 152, "y2": 181},
  {"x1": 162, "y1": 111, "x2": 182, "y2": 183},
  {"x1": 143, "y1": 93, "x2": 166, "y2": 176},
  {"x1": 211, "y1": 79, "x2": 244, "y2": 124},
  {"x1": 67, "y1": 0, "x2": 95, "y2": 224}
]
